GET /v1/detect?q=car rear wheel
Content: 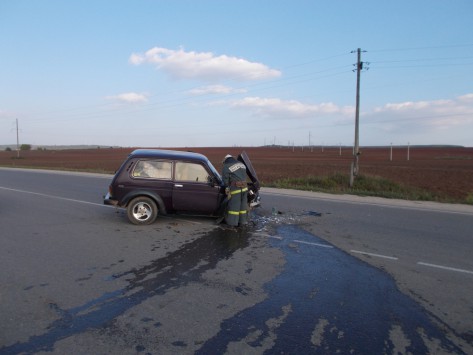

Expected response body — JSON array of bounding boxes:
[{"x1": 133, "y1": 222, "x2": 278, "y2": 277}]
[{"x1": 127, "y1": 197, "x2": 158, "y2": 225}]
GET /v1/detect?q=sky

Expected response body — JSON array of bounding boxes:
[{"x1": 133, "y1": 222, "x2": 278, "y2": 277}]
[{"x1": 1, "y1": 0, "x2": 473, "y2": 148}]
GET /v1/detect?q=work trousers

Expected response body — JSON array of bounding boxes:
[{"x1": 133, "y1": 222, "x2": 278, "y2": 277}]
[{"x1": 225, "y1": 187, "x2": 248, "y2": 227}]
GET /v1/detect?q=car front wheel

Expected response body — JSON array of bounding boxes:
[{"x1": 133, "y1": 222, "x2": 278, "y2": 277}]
[{"x1": 127, "y1": 197, "x2": 158, "y2": 225}]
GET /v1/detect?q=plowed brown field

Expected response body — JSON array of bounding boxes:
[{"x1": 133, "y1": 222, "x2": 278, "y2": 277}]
[{"x1": 1, "y1": 146, "x2": 472, "y2": 203}]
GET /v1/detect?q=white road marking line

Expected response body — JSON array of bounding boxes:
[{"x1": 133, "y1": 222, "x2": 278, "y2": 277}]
[
  {"x1": 12, "y1": 182, "x2": 469, "y2": 275},
  {"x1": 252, "y1": 232, "x2": 272, "y2": 238},
  {"x1": 350, "y1": 250, "x2": 398, "y2": 260},
  {"x1": 269, "y1": 235, "x2": 283, "y2": 240},
  {"x1": 417, "y1": 262, "x2": 473, "y2": 275},
  {"x1": 294, "y1": 240, "x2": 333, "y2": 248},
  {"x1": 0, "y1": 186, "x2": 108, "y2": 207},
  {"x1": 227, "y1": 228, "x2": 473, "y2": 277},
  {"x1": 251, "y1": 231, "x2": 283, "y2": 239}
]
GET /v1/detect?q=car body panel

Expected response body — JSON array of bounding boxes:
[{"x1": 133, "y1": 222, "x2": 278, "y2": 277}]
[{"x1": 172, "y1": 182, "x2": 222, "y2": 214}]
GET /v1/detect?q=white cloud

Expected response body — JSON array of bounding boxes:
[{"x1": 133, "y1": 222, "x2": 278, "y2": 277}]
[
  {"x1": 106, "y1": 92, "x2": 148, "y2": 104},
  {"x1": 458, "y1": 93, "x2": 473, "y2": 102},
  {"x1": 374, "y1": 98, "x2": 457, "y2": 114},
  {"x1": 230, "y1": 96, "x2": 354, "y2": 118},
  {"x1": 187, "y1": 85, "x2": 247, "y2": 96},
  {"x1": 130, "y1": 47, "x2": 281, "y2": 81},
  {"x1": 0, "y1": 109, "x2": 15, "y2": 119},
  {"x1": 366, "y1": 94, "x2": 473, "y2": 133}
]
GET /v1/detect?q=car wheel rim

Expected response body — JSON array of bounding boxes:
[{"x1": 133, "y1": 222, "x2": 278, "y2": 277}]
[{"x1": 133, "y1": 202, "x2": 152, "y2": 221}]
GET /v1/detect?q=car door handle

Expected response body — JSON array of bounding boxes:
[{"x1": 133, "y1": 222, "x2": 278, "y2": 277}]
[{"x1": 174, "y1": 184, "x2": 183, "y2": 188}]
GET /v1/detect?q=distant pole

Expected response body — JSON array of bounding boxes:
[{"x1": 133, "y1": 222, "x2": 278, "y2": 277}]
[
  {"x1": 339, "y1": 143, "x2": 342, "y2": 156},
  {"x1": 16, "y1": 118, "x2": 20, "y2": 158},
  {"x1": 390, "y1": 143, "x2": 393, "y2": 161},
  {"x1": 309, "y1": 132, "x2": 314, "y2": 152},
  {"x1": 407, "y1": 142, "x2": 410, "y2": 161}
]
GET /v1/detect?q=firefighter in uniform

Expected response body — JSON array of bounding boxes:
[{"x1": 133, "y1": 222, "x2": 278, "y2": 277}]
[{"x1": 222, "y1": 154, "x2": 248, "y2": 227}]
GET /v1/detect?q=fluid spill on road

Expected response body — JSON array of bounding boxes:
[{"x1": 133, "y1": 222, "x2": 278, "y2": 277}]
[
  {"x1": 197, "y1": 225, "x2": 464, "y2": 354},
  {"x1": 0, "y1": 227, "x2": 250, "y2": 354},
  {"x1": 2, "y1": 223, "x2": 466, "y2": 354}
]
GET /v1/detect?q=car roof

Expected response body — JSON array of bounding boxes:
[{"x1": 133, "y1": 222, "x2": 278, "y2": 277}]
[{"x1": 129, "y1": 149, "x2": 210, "y2": 163}]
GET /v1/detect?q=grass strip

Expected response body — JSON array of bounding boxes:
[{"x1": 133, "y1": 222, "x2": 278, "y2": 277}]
[{"x1": 268, "y1": 173, "x2": 447, "y2": 202}]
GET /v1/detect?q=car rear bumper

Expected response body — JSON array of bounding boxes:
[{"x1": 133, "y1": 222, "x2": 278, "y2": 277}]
[{"x1": 104, "y1": 192, "x2": 119, "y2": 206}]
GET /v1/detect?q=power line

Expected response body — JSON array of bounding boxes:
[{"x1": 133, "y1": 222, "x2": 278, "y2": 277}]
[
  {"x1": 372, "y1": 55, "x2": 473, "y2": 64},
  {"x1": 23, "y1": 66, "x2": 354, "y2": 124},
  {"x1": 10, "y1": 45, "x2": 473, "y2": 128},
  {"x1": 369, "y1": 43, "x2": 473, "y2": 53}
]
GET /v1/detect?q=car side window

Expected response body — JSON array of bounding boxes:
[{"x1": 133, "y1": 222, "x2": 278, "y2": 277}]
[
  {"x1": 175, "y1": 162, "x2": 210, "y2": 182},
  {"x1": 132, "y1": 160, "x2": 172, "y2": 179}
]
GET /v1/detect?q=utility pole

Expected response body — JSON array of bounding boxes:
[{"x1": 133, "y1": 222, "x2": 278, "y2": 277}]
[
  {"x1": 16, "y1": 118, "x2": 20, "y2": 158},
  {"x1": 309, "y1": 131, "x2": 311, "y2": 152},
  {"x1": 350, "y1": 48, "x2": 368, "y2": 187}
]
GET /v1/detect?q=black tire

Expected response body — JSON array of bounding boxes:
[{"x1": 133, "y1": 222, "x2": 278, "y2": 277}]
[{"x1": 127, "y1": 196, "x2": 158, "y2": 225}]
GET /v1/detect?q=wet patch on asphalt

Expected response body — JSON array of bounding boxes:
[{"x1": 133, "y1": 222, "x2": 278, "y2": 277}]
[
  {"x1": 196, "y1": 225, "x2": 464, "y2": 354},
  {"x1": 0, "y1": 227, "x2": 252, "y2": 354},
  {"x1": 2, "y1": 211, "x2": 466, "y2": 354}
]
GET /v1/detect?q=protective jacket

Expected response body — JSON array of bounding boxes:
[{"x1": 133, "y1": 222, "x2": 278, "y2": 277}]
[{"x1": 222, "y1": 156, "x2": 248, "y2": 227}]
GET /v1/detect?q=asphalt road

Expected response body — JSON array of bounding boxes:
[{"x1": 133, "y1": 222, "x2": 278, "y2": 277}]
[{"x1": 1, "y1": 168, "x2": 472, "y2": 354}]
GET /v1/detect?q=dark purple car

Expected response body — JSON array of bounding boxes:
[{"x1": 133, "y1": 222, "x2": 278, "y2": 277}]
[{"x1": 104, "y1": 149, "x2": 260, "y2": 225}]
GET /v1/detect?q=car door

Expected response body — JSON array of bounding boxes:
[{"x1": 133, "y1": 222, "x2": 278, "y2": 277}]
[{"x1": 172, "y1": 161, "x2": 222, "y2": 214}]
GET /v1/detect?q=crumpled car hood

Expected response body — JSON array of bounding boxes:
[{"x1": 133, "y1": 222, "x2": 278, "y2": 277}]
[{"x1": 238, "y1": 151, "x2": 260, "y2": 190}]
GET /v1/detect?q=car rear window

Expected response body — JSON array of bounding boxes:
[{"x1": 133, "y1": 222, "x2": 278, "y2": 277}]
[
  {"x1": 132, "y1": 160, "x2": 172, "y2": 179},
  {"x1": 175, "y1": 162, "x2": 210, "y2": 182}
]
